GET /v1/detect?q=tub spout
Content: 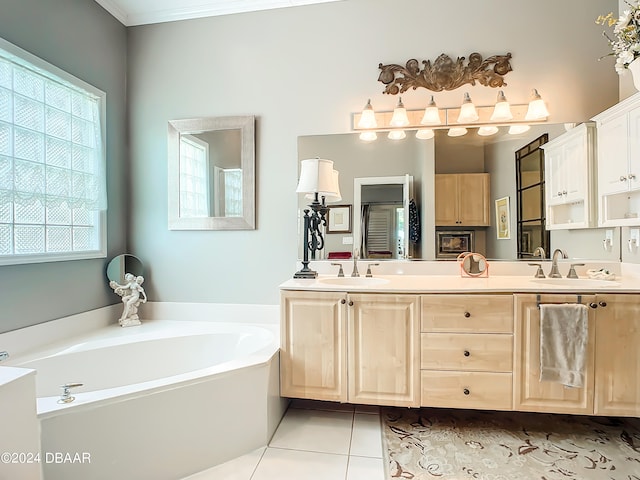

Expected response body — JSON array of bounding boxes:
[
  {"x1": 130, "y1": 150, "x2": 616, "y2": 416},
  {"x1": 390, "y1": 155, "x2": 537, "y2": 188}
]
[
  {"x1": 58, "y1": 383, "x2": 83, "y2": 404},
  {"x1": 0, "y1": 351, "x2": 8, "y2": 362}
]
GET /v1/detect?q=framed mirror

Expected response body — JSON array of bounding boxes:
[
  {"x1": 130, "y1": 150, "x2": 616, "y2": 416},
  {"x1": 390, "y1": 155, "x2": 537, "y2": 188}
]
[{"x1": 168, "y1": 116, "x2": 255, "y2": 230}]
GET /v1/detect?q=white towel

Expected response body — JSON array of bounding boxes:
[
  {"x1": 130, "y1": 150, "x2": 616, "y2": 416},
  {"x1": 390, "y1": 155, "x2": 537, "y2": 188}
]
[{"x1": 539, "y1": 303, "x2": 588, "y2": 388}]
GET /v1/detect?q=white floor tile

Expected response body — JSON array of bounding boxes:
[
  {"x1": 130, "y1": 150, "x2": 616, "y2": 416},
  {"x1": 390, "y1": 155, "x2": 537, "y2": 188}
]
[
  {"x1": 251, "y1": 447, "x2": 348, "y2": 480},
  {"x1": 346, "y1": 456, "x2": 386, "y2": 480},
  {"x1": 269, "y1": 408, "x2": 354, "y2": 455},
  {"x1": 181, "y1": 447, "x2": 265, "y2": 480},
  {"x1": 350, "y1": 413, "x2": 383, "y2": 458}
]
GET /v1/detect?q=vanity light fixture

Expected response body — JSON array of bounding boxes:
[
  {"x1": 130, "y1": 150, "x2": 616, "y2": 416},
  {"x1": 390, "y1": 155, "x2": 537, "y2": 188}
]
[
  {"x1": 294, "y1": 158, "x2": 341, "y2": 279},
  {"x1": 457, "y1": 93, "x2": 479, "y2": 123},
  {"x1": 351, "y1": 88, "x2": 549, "y2": 141}
]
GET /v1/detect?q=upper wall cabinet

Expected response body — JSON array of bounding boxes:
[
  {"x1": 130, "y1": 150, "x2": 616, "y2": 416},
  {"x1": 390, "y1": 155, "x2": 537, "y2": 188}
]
[
  {"x1": 435, "y1": 173, "x2": 490, "y2": 226},
  {"x1": 540, "y1": 122, "x2": 597, "y2": 230},
  {"x1": 592, "y1": 93, "x2": 640, "y2": 227}
]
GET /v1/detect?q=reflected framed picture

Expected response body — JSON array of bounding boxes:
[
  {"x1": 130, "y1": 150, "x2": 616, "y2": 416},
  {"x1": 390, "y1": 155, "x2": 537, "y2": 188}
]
[
  {"x1": 436, "y1": 231, "x2": 474, "y2": 258},
  {"x1": 495, "y1": 196, "x2": 511, "y2": 239},
  {"x1": 327, "y1": 204, "x2": 352, "y2": 233}
]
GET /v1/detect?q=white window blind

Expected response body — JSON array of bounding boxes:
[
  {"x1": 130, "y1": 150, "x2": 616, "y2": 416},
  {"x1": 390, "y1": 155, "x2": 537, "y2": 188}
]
[{"x1": 0, "y1": 37, "x2": 106, "y2": 265}]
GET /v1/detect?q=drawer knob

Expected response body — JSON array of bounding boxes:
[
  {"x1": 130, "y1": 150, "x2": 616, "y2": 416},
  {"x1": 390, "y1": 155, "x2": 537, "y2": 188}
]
[
  {"x1": 463, "y1": 350, "x2": 470, "y2": 357},
  {"x1": 589, "y1": 302, "x2": 598, "y2": 309},
  {"x1": 599, "y1": 301, "x2": 607, "y2": 307},
  {"x1": 340, "y1": 299, "x2": 346, "y2": 304},
  {"x1": 464, "y1": 311, "x2": 471, "y2": 318},
  {"x1": 348, "y1": 300, "x2": 354, "y2": 306},
  {"x1": 463, "y1": 388, "x2": 470, "y2": 395}
]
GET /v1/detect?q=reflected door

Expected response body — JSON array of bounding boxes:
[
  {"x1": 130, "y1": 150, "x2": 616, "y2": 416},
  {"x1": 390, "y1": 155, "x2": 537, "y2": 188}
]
[{"x1": 516, "y1": 135, "x2": 550, "y2": 258}]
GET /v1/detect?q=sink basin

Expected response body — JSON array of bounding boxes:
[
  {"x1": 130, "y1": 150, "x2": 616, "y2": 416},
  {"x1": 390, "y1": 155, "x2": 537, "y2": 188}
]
[
  {"x1": 318, "y1": 276, "x2": 390, "y2": 287},
  {"x1": 530, "y1": 278, "x2": 621, "y2": 288}
]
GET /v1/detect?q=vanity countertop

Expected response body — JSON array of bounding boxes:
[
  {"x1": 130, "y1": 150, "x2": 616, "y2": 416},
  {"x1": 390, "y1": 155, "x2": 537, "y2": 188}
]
[{"x1": 279, "y1": 274, "x2": 638, "y2": 294}]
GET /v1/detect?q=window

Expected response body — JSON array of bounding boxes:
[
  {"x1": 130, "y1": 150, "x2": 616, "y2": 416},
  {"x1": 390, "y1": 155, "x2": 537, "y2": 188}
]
[
  {"x1": 0, "y1": 37, "x2": 106, "y2": 265},
  {"x1": 179, "y1": 135, "x2": 209, "y2": 218}
]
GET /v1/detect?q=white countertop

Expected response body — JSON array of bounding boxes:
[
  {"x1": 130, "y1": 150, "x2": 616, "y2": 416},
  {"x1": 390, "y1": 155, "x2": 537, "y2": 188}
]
[{"x1": 280, "y1": 274, "x2": 638, "y2": 294}]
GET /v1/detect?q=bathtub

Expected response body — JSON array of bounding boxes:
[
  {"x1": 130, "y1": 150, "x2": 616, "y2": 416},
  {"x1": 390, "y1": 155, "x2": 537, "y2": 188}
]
[{"x1": 1, "y1": 302, "x2": 287, "y2": 480}]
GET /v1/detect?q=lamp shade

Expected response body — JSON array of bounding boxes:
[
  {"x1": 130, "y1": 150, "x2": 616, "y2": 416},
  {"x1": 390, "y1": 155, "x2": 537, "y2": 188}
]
[
  {"x1": 296, "y1": 158, "x2": 338, "y2": 196},
  {"x1": 388, "y1": 130, "x2": 407, "y2": 140},
  {"x1": 457, "y1": 92, "x2": 479, "y2": 123},
  {"x1": 448, "y1": 127, "x2": 468, "y2": 137},
  {"x1": 359, "y1": 131, "x2": 377, "y2": 142},
  {"x1": 390, "y1": 97, "x2": 410, "y2": 127},
  {"x1": 508, "y1": 124, "x2": 531, "y2": 135},
  {"x1": 415, "y1": 128, "x2": 435, "y2": 140},
  {"x1": 357, "y1": 99, "x2": 377, "y2": 129},
  {"x1": 490, "y1": 90, "x2": 513, "y2": 121},
  {"x1": 478, "y1": 126, "x2": 499, "y2": 136},
  {"x1": 420, "y1": 95, "x2": 441, "y2": 125},
  {"x1": 525, "y1": 89, "x2": 549, "y2": 120}
]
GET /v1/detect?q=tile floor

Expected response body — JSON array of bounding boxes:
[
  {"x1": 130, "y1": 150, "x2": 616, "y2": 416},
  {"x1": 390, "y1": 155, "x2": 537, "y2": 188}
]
[{"x1": 184, "y1": 400, "x2": 386, "y2": 480}]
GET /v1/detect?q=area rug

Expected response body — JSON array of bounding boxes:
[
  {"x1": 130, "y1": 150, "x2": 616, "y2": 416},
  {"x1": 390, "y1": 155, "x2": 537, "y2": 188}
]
[{"x1": 381, "y1": 407, "x2": 640, "y2": 479}]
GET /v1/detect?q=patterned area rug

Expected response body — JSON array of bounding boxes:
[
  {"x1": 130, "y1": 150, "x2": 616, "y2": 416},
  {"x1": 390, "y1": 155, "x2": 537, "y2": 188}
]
[{"x1": 381, "y1": 407, "x2": 640, "y2": 479}]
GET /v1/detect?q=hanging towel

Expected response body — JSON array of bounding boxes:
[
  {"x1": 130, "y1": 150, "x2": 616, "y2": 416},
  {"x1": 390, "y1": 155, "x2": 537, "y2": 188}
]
[
  {"x1": 539, "y1": 303, "x2": 588, "y2": 388},
  {"x1": 409, "y1": 199, "x2": 420, "y2": 244}
]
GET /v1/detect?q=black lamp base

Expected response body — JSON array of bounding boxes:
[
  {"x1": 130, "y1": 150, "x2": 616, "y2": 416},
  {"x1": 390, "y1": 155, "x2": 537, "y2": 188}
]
[{"x1": 293, "y1": 267, "x2": 318, "y2": 279}]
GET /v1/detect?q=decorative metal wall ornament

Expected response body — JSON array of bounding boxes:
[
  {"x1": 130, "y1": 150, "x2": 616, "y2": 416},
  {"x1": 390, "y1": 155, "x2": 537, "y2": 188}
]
[{"x1": 378, "y1": 52, "x2": 513, "y2": 94}]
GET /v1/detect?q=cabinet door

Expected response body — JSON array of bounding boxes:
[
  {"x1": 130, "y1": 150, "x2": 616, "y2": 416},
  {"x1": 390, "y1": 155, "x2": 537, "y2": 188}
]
[
  {"x1": 514, "y1": 294, "x2": 595, "y2": 414},
  {"x1": 598, "y1": 115, "x2": 630, "y2": 196},
  {"x1": 434, "y1": 174, "x2": 458, "y2": 226},
  {"x1": 347, "y1": 294, "x2": 420, "y2": 407},
  {"x1": 562, "y1": 133, "x2": 587, "y2": 202},
  {"x1": 594, "y1": 294, "x2": 640, "y2": 416},
  {"x1": 457, "y1": 173, "x2": 490, "y2": 225},
  {"x1": 628, "y1": 106, "x2": 640, "y2": 192},
  {"x1": 544, "y1": 142, "x2": 566, "y2": 206},
  {"x1": 280, "y1": 290, "x2": 347, "y2": 402}
]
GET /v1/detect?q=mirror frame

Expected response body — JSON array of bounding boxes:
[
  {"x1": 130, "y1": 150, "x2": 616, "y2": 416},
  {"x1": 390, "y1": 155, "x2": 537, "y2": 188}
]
[{"x1": 168, "y1": 116, "x2": 255, "y2": 230}]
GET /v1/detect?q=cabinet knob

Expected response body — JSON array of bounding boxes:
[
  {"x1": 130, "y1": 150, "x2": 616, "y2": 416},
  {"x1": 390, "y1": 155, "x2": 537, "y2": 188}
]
[
  {"x1": 629, "y1": 173, "x2": 636, "y2": 180},
  {"x1": 463, "y1": 388, "x2": 470, "y2": 395},
  {"x1": 599, "y1": 301, "x2": 607, "y2": 307},
  {"x1": 348, "y1": 300, "x2": 354, "y2": 306},
  {"x1": 340, "y1": 299, "x2": 346, "y2": 304},
  {"x1": 463, "y1": 350, "x2": 470, "y2": 357},
  {"x1": 620, "y1": 175, "x2": 628, "y2": 182},
  {"x1": 562, "y1": 190, "x2": 567, "y2": 195},
  {"x1": 589, "y1": 302, "x2": 598, "y2": 309},
  {"x1": 557, "y1": 191, "x2": 562, "y2": 196},
  {"x1": 464, "y1": 311, "x2": 471, "y2": 318}
]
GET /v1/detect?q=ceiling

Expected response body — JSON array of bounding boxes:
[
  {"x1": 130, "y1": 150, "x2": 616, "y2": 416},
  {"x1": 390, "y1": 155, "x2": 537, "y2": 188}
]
[{"x1": 94, "y1": 0, "x2": 342, "y2": 26}]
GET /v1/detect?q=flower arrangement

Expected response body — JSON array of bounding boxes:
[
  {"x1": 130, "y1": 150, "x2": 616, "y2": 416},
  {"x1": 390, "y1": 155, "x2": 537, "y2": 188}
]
[{"x1": 596, "y1": 1, "x2": 640, "y2": 74}]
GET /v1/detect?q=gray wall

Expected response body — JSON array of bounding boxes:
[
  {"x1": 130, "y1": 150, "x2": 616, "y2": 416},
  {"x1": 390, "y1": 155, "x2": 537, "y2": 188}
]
[
  {"x1": 127, "y1": 0, "x2": 619, "y2": 304},
  {"x1": 0, "y1": 0, "x2": 127, "y2": 332}
]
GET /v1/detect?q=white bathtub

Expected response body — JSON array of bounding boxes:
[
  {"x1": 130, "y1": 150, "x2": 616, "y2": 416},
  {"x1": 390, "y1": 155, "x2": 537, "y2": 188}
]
[{"x1": 1, "y1": 302, "x2": 287, "y2": 480}]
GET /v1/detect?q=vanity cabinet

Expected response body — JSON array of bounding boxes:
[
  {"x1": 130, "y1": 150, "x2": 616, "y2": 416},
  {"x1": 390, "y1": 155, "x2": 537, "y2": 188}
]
[
  {"x1": 594, "y1": 294, "x2": 640, "y2": 416},
  {"x1": 513, "y1": 294, "x2": 596, "y2": 415},
  {"x1": 592, "y1": 92, "x2": 640, "y2": 226},
  {"x1": 434, "y1": 173, "x2": 490, "y2": 226},
  {"x1": 420, "y1": 294, "x2": 514, "y2": 410},
  {"x1": 541, "y1": 122, "x2": 597, "y2": 229},
  {"x1": 279, "y1": 290, "x2": 420, "y2": 407}
]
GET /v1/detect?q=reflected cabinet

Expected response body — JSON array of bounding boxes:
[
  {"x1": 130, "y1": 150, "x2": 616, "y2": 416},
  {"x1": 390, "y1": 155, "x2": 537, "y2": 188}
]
[{"x1": 434, "y1": 173, "x2": 490, "y2": 226}]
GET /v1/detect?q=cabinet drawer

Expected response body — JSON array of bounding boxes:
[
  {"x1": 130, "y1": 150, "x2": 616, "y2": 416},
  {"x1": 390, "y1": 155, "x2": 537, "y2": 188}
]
[
  {"x1": 421, "y1": 371, "x2": 512, "y2": 410},
  {"x1": 421, "y1": 295, "x2": 513, "y2": 333},
  {"x1": 421, "y1": 333, "x2": 513, "y2": 372}
]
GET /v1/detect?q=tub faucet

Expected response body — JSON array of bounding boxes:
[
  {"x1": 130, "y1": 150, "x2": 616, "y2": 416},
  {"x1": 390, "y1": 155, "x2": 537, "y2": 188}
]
[
  {"x1": 549, "y1": 249, "x2": 568, "y2": 278},
  {"x1": 533, "y1": 246, "x2": 546, "y2": 258},
  {"x1": 0, "y1": 351, "x2": 8, "y2": 362},
  {"x1": 351, "y1": 249, "x2": 360, "y2": 277},
  {"x1": 58, "y1": 383, "x2": 83, "y2": 404}
]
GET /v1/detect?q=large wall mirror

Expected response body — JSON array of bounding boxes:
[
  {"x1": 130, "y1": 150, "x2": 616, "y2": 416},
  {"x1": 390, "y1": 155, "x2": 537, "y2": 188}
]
[
  {"x1": 168, "y1": 116, "x2": 255, "y2": 230},
  {"x1": 298, "y1": 124, "x2": 618, "y2": 261}
]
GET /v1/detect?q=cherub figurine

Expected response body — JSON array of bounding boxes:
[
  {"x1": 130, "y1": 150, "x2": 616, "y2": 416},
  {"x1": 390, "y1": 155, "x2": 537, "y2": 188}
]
[{"x1": 109, "y1": 273, "x2": 147, "y2": 327}]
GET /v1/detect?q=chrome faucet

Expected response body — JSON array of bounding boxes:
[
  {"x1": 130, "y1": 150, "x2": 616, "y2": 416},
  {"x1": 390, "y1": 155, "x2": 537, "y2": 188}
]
[
  {"x1": 351, "y1": 249, "x2": 360, "y2": 277},
  {"x1": 0, "y1": 351, "x2": 8, "y2": 362},
  {"x1": 549, "y1": 248, "x2": 568, "y2": 278}
]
